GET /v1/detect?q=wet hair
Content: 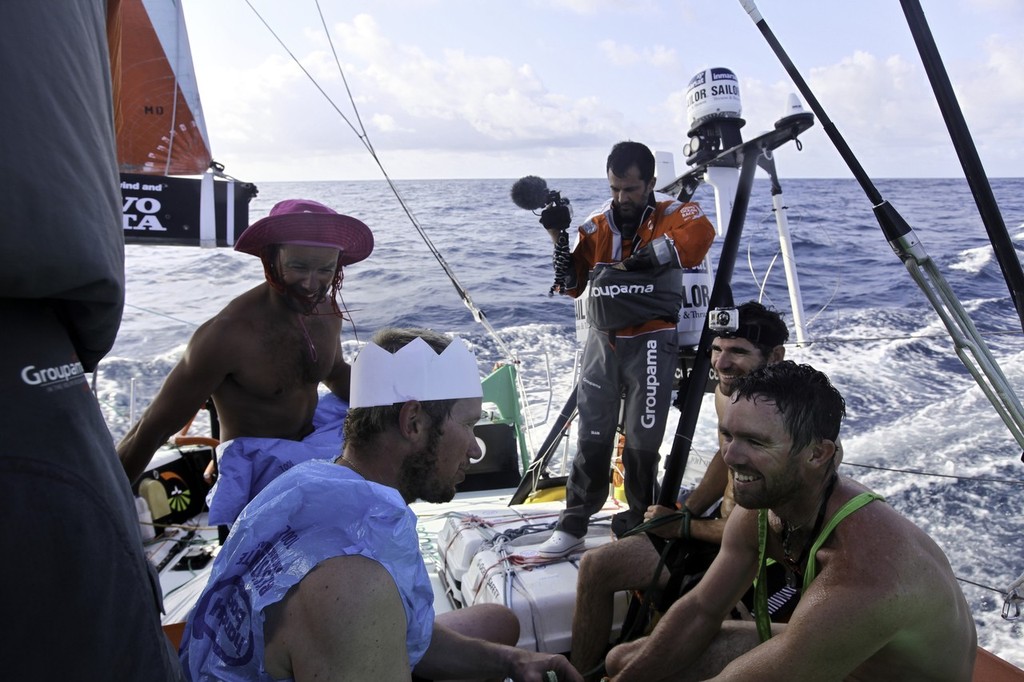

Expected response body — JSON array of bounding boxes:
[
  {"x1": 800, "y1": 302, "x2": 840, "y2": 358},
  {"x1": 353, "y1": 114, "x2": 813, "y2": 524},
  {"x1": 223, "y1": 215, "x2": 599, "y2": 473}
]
[
  {"x1": 714, "y1": 301, "x2": 790, "y2": 357},
  {"x1": 732, "y1": 361, "x2": 845, "y2": 455},
  {"x1": 342, "y1": 328, "x2": 459, "y2": 449},
  {"x1": 607, "y1": 141, "x2": 656, "y2": 183}
]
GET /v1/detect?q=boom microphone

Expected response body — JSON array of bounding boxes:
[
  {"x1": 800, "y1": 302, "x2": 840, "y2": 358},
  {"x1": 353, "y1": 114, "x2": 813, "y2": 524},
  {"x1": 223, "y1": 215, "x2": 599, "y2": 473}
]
[
  {"x1": 512, "y1": 175, "x2": 573, "y2": 296},
  {"x1": 511, "y1": 175, "x2": 562, "y2": 211}
]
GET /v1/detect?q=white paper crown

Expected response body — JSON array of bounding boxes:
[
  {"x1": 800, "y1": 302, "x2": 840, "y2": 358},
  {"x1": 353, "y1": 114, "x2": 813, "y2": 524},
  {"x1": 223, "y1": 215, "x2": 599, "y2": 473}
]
[{"x1": 349, "y1": 336, "x2": 483, "y2": 408}]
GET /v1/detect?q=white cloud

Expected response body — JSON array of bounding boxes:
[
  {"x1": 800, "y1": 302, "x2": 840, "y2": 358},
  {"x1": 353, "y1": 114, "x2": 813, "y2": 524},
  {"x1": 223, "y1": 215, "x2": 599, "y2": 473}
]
[
  {"x1": 181, "y1": 1, "x2": 1024, "y2": 181},
  {"x1": 598, "y1": 39, "x2": 678, "y2": 69},
  {"x1": 370, "y1": 113, "x2": 407, "y2": 133}
]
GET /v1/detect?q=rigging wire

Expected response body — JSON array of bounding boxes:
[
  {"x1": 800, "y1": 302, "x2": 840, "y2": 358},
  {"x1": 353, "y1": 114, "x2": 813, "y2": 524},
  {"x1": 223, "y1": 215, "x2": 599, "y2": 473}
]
[
  {"x1": 841, "y1": 459, "x2": 1023, "y2": 597},
  {"x1": 120, "y1": 296, "x2": 1019, "y2": 350},
  {"x1": 242, "y1": 0, "x2": 519, "y2": 365},
  {"x1": 958, "y1": 576, "x2": 1012, "y2": 598},
  {"x1": 842, "y1": 461, "x2": 1023, "y2": 486},
  {"x1": 123, "y1": 303, "x2": 197, "y2": 328}
]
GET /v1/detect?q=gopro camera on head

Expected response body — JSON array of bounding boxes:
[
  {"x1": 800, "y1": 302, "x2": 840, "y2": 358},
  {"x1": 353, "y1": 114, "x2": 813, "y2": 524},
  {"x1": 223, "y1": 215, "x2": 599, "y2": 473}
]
[{"x1": 708, "y1": 307, "x2": 739, "y2": 334}]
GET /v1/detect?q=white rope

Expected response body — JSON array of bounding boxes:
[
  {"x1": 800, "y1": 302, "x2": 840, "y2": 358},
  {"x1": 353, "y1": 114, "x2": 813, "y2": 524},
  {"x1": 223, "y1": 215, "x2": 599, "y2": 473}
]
[{"x1": 243, "y1": 0, "x2": 519, "y2": 365}]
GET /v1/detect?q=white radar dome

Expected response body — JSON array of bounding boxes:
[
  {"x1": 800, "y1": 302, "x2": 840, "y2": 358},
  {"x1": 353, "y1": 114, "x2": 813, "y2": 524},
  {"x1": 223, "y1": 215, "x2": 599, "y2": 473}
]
[{"x1": 686, "y1": 67, "x2": 743, "y2": 135}]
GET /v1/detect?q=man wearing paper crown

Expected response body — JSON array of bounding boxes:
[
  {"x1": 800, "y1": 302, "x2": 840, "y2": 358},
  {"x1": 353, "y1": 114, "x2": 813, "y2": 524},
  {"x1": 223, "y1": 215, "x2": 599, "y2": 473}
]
[
  {"x1": 179, "y1": 328, "x2": 582, "y2": 682},
  {"x1": 118, "y1": 198, "x2": 373, "y2": 525}
]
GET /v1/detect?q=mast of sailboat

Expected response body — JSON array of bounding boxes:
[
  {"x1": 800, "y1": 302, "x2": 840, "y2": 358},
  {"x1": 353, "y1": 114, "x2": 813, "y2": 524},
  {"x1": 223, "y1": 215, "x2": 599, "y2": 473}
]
[{"x1": 738, "y1": 0, "x2": 1024, "y2": 453}]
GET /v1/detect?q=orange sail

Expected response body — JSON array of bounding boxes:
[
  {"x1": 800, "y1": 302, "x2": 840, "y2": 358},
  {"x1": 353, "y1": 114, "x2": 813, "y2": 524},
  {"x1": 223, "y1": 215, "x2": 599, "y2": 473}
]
[{"x1": 116, "y1": 0, "x2": 212, "y2": 176}]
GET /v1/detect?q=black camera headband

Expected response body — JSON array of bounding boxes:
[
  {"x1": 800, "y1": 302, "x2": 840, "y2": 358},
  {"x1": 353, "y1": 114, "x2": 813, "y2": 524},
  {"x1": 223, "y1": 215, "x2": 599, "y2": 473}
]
[{"x1": 713, "y1": 321, "x2": 786, "y2": 348}]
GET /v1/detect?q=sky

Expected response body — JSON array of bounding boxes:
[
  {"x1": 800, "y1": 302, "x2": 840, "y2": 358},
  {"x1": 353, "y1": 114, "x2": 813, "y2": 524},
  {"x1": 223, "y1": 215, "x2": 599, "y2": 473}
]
[{"x1": 179, "y1": 0, "x2": 1024, "y2": 182}]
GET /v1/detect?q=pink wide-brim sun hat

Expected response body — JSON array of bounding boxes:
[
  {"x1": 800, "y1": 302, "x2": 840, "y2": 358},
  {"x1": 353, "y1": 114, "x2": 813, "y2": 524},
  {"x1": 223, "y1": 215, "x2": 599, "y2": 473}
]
[{"x1": 234, "y1": 198, "x2": 374, "y2": 266}]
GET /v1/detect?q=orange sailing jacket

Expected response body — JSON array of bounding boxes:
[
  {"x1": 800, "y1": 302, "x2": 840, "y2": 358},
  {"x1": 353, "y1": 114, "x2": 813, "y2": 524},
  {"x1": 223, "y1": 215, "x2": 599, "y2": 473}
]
[{"x1": 565, "y1": 198, "x2": 715, "y2": 336}]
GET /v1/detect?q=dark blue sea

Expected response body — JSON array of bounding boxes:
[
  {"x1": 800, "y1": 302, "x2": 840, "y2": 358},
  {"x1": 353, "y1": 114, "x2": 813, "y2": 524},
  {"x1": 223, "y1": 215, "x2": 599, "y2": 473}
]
[{"x1": 101, "y1": 176, "x2": 1024, "y2": 664}]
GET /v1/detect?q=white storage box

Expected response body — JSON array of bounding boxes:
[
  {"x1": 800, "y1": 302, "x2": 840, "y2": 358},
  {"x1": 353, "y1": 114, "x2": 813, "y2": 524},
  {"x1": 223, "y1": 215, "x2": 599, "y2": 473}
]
[{"x1": 434, "y1": 501, "x2": 628, "y2": 653}]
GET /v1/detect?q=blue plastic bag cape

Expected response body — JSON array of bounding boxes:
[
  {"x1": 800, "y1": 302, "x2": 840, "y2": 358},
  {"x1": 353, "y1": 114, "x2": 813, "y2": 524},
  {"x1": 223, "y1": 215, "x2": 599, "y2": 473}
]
[
  {"x1": 180, "y1": 460, "x2": 434, "y2": 680},
  {"x1": 207, "y1": 393, "x2": 348, "y2": 525}
]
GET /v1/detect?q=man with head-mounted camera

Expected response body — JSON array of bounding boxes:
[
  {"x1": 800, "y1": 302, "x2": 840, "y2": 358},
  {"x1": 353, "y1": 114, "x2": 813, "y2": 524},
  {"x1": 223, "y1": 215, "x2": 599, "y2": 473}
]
[{"x1": 569, "y1": 301, "x2": 792, "y2": 678}]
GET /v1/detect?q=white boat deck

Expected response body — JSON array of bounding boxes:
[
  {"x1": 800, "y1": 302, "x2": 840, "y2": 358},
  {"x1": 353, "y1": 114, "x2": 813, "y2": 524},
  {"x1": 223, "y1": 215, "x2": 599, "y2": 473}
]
[
  {"x1": 150, "y1": 514, "x2": 221, "y2": 625},
  {"x1": 155, "y1": 489, "x2": 629, "y2": 656}
]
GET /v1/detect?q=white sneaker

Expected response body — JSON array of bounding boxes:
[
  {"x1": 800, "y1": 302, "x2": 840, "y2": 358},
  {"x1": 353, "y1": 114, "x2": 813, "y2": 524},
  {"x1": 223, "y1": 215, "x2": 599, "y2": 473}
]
[{"x1": 537, "y1": 530, "x2": 584, "y2": 558}]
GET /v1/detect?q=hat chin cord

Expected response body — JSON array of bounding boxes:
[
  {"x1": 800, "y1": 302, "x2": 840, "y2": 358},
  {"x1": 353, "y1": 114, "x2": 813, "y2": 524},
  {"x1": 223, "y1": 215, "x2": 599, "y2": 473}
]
[{"x1": 297, "y1": 313, "x2": 318, "y2": 363}]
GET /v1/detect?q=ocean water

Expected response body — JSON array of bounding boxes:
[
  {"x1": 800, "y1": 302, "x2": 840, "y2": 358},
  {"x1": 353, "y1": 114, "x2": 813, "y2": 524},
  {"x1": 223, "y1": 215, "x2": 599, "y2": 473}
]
[{"x1": 99, "y1": 176, "x2": 1024, "y2": 665}]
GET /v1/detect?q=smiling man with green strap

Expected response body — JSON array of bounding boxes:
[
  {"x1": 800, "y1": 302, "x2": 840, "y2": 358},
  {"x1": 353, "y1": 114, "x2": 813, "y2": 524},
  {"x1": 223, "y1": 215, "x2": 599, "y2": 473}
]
[
  {"x1": 569, "y1": 301, "x2": 791, "y2": 680},
  {"x1": 604, "y1": 361, "x2": 976, "y2": 682}
]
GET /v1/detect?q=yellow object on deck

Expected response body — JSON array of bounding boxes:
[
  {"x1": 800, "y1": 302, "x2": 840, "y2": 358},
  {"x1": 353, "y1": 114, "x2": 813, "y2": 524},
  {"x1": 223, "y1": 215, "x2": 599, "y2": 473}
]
[
  {"x1": 525, "y1": 487, "x2": 566, "y2": 504},
  {"x1": 612, "y1": 435, "x2": 627, "y2": 503},
  {"x1": 139, "y1": 478, "x2": 171, "y2": 519}
]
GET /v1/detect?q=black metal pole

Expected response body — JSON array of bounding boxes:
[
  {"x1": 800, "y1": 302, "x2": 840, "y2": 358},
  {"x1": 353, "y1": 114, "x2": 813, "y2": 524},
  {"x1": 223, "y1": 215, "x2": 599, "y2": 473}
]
[
  {"x1": 743, "y1": 9, "x2": 881, "y2": 205},
  {"x1": 899, "y1": 0, "x2": 1024, "y2": 333},
  {"x1": 658, "y1": 149, "x2": 760, "y2": 507},
  {"x1": 739, "y1": 1, "x2": 918, "y2": 249},
  {"x1": 509, "y1": 387, "x2": 577, "y2": 505}
]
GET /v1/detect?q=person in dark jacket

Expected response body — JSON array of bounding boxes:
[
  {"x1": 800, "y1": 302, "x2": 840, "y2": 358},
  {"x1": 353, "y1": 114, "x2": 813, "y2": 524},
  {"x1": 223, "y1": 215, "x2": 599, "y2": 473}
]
[{"x1": 0, "y1": 1, "x2": 183, "y2": 678}]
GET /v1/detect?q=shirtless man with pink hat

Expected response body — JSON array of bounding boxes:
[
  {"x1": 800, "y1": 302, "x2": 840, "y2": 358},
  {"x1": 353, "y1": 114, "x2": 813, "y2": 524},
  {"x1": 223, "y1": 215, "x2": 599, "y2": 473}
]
[{"x1": 118, "y1": 199, "x2": 373, "y2": 506}]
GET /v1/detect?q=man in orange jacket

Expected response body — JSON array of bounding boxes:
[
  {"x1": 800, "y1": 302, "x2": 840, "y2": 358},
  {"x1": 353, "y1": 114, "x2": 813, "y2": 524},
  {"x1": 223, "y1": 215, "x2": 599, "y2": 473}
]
[{"x1": 538, "y1": 140, "x2": 716, "y2": 557}]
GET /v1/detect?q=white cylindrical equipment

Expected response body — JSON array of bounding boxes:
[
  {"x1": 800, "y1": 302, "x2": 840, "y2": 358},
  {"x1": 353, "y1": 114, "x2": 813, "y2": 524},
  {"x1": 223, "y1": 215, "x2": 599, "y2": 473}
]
[{"x1": 685, "y1": 67, "x2": 743, "y2": 134}]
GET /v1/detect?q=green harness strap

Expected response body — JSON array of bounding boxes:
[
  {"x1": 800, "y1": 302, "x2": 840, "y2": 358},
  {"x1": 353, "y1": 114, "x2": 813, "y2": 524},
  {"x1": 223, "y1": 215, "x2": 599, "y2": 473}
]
[
  {"x1": 754, "y1": 492, "x2": 885, "y2": 642},
  {"x1": 755, "y1": 508, "x2": 772, "y2": 642},
  {"x1": 802, "y1": 493, "x2": 884, "y2": 591}
]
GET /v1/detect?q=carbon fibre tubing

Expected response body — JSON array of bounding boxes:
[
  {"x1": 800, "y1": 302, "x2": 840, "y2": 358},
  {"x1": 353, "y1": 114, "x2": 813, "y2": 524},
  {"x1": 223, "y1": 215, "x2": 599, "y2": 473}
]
[
  {"x1": 738, "y1": 0, "x2": 883, "y2": 206},
  {"x1": 905, "y1": 258, "x2": 1024, "y2": 450},
  {"x1": 658, "y1": 149, "x2": 759, "y2": 508},
  {"x1": 738, "y1": 0, "x2": 920, "y2": 250},
  {"x1": 900, "y1": 0, "x2": 1024, "y2": 333}
]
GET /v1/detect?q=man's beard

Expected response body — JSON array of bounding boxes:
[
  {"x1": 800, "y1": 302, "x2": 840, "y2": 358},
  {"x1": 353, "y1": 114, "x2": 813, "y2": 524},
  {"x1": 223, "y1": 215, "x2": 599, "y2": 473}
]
[
  {"x1": 612, "y1": 193, "x2": 652, "y2": 237},
  {"x1": 284, "y1": 281, "x2": 328, "y2": 315},
  {"x1": 733, "y1": 452, "x2": 803, "y2": 511},
  {"x1": 612, "y1": 203, "x2": 640, "y2": 236},
  {"x1": 397, "y1": 427, "x2": 457, "y2": 503}
]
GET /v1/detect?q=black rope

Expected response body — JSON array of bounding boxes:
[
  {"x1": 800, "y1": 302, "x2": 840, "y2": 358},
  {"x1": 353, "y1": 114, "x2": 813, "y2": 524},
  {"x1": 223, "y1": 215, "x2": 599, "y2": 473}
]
[{"x1": 957, "y1": 576, "x2": 1009, "y2": 596}]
